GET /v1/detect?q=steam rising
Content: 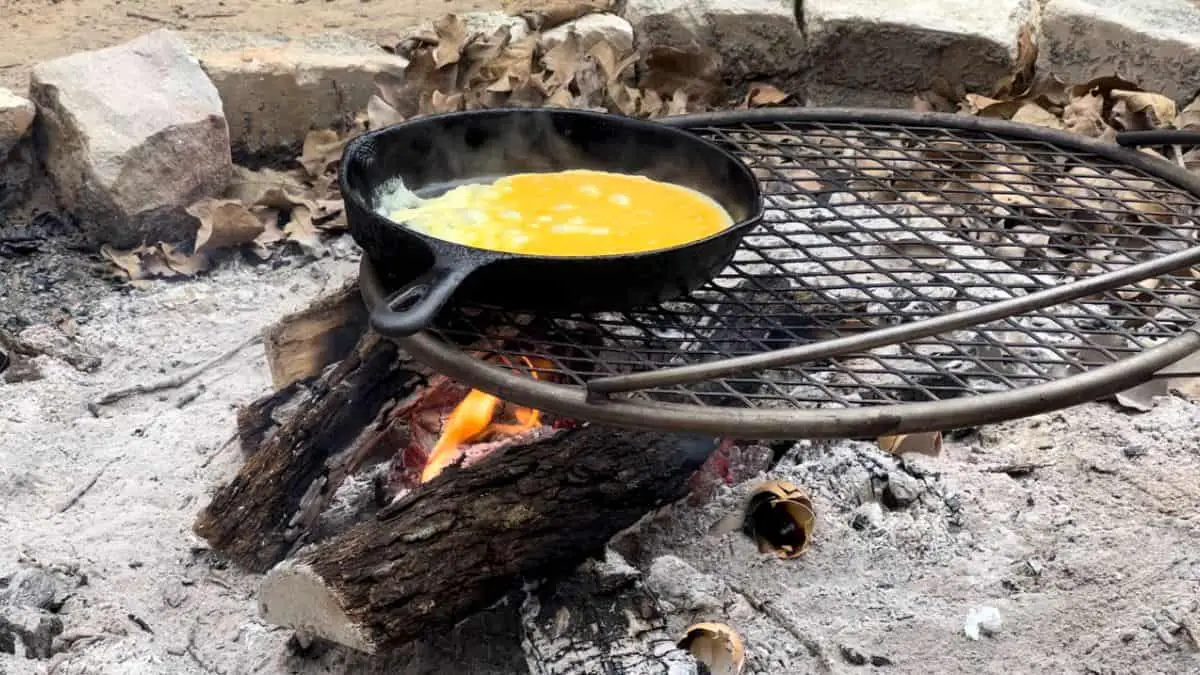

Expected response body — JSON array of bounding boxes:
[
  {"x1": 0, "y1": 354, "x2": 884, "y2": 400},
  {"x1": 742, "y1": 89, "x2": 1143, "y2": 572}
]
[{"x1": 361, "y1": 110, "x2": 751, "y2": 223}]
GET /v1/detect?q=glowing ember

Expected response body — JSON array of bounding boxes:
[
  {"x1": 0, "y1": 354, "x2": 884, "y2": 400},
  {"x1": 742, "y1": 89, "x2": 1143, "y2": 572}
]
[{"x1": 419, "y1": 360, "x2": 546, "y2": 483}]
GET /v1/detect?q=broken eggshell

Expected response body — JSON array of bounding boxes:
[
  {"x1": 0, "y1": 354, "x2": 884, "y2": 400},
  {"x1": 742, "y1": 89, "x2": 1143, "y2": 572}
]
[
  {"x1": 742, "y1": 480, "x2": 815, "y2": 559},
  {"x1": 678, "y1": 622, "x2": 746, "y2": 675}
]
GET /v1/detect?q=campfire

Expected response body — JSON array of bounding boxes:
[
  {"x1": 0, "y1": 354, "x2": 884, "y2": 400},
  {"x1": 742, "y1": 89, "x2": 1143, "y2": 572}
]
[{"x1": 389, "y1": 356, "x2": 556, "y2": 488}]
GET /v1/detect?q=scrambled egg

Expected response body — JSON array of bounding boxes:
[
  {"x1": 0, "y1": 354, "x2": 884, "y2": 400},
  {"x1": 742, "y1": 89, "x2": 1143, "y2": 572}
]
[{"x1": 390, "y1": 169, "x2": 733, "y2": 256}]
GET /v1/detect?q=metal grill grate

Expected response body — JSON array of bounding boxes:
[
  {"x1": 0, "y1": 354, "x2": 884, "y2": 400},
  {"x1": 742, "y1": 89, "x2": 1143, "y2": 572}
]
[{"x1": 424, "y1": 117, "x2": 1200, "y2": 410}]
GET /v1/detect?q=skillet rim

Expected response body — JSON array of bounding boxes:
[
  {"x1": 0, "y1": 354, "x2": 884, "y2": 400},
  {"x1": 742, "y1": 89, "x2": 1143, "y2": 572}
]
[{"x1": 339, "y1": 107, "x2": 767, "y2": 263}]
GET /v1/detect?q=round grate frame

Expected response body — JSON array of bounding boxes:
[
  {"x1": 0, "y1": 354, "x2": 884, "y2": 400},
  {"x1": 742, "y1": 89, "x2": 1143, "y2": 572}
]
[{"x1": 372, "y1": 108, "x2": 1200, "y2": 438}]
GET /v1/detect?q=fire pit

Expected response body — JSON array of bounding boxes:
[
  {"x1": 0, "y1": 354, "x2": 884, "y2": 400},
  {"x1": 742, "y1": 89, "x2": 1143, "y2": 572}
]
[
  {"x1": 362, "y1": 108, "x2": 1200, "y2": 438},
  {"x1": 196, "y1": 107, "x2": 1200, "y2": 670}
]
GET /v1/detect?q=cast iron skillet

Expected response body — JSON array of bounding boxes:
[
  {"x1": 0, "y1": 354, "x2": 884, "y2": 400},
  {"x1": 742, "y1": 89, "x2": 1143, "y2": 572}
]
[{"x1": 340, "y1": 108, "x2": 764, "y2": 338}]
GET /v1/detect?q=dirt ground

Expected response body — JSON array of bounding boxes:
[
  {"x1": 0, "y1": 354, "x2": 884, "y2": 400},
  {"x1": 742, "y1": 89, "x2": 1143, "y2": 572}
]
[{"x1": 0, "y1": 0, "x2": 501, "y2": 91}]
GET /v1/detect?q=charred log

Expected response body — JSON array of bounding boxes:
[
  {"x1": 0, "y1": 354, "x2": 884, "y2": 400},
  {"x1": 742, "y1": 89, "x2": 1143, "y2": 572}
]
[
  {"x1": 194, "y1": 331, "x2": 425, "y2": 572},
  {"x1": 520, "y1": 549, "x2": 699, "y2": 675},
  {"x1": 258, "y1": 427, "x2": 720, "y2": 653}
]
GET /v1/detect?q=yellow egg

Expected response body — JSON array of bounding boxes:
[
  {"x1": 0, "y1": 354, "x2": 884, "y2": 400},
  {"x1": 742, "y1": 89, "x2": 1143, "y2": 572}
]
[{"x1": 392, "y1": 169, "x2": 732, "y2": 256}]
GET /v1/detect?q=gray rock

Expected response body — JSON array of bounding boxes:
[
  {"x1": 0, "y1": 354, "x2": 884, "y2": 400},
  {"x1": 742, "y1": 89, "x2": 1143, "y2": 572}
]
[
  {"x1": 30, "y1": 29, "x2": 232, "y2": 248},
  {"x1": 625, "y1": 0, "x2": 804, "y2": 80},
  {"x1": 180, "y1": 31, "x2": 407, "y2": 154},
  {"x1": 804, "y1": 0, "x2": 1038, "y2": 100},
  {"x1": 541, "y1": 13, "x2": 635, "y2": 55},
  {"x1": 0, "y1": 88, "x2": 35, "y2": 156},
  {"x1": 883, "y1": 470, "x2": 924, "y2": 508},
  {"x1": 1039, "y1": 0, "x2": 1200, "y2": 102},
  {"x1": 702, "y1": 0, "x2": 804, "y2": 80},
  {"x1": 0, "y1": 567, "x2": 59, "y2": 610},
  {"x1": 623, "y1": 0, "x2": 707, "y2": 52},
  {"x1": 0, "y1": 606, "x2": 63, "y2": 659}
]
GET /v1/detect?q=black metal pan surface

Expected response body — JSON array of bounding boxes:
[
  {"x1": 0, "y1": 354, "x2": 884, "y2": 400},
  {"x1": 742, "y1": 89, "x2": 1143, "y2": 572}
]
[{"x1": 340, "y1": 108, "x2": 764, "y2": 338}]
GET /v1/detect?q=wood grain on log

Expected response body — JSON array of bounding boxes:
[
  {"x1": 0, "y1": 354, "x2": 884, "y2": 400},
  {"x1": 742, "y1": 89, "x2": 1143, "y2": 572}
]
[
  {"x1": 258, "y1": 427, "x2": 720, "y2": 653},
  {"x1": 194, "y1": 332, "x2": 425, "y2": 572},
  {"x1": 263, "y1": 281, "x2": 367, "y2": 390},
  {"x1": 520, "y1": 549, "x2": 699, "y2": 675}
]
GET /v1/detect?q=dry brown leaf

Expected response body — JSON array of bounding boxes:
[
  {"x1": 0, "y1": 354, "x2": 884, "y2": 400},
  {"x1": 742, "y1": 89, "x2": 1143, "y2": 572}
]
[
  {"x1": 160, "y1": 243, "x2": 211, "y2": 276},
  {"x1": 992, "y1": 23, "x2": 1038, "y2": 100},
  {"x1": 666, "y1": 89, "x2": 689, "y2": 115},
  {"x1": 225, "y1": 165, "x2": 310, "y2": 209},
  {"x1": 741, "y1": 82, "x2": 791, "y2": 108},
  {"x1": 186, "y1": 198, "x2": 266, "y2": 253},
  {"x1": 101, "y1": 243, "x2": 210, "y2": 282},
  {"x1": 283, "y1": 204, "x2": 325, "y2": 257},
  {"x1": 1178, "y1": 94, "x2": 1200, "y2": 130},
  {"x1": 1062, "y1": 92, "x2": 1113, "y2": 139},
  {"x1": 367, "y1": 93, "x2": 406, "y2": 129},
  {"x1": 299, "y1": 129, "x2": 345, "y2": 179},
  {"x1": 432, "y1": 14, "x2": 469, "y2": 68},
  {"x1": 541, "y1": 29, "x2": 585, "y2": 90},
  {"x1": 589, "y1": 40, "x2": 637, "y2": 86},
  {"x1": 1011, "y1": 101, "x2": 1064, "y2": 129},
  {"x1": 1109, "y1": 89, "x2": 1177, "y2": 129}
]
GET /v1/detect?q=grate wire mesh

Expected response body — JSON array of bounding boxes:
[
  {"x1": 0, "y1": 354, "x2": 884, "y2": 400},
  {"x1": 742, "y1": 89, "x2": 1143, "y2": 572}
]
[{"x1": 424, "y1": 119, "x2": 1200, "y2": 410}]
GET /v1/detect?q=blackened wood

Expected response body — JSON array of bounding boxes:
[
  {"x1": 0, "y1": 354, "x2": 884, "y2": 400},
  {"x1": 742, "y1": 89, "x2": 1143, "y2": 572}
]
[
  {"x1": 520, "y1": 550, "x2": 699, "y2": 675},
  {"x1": 194, "y1": 332, "x2": 424, "y2": 572},
  {"x1": 258, "y1": 427, "x2": 720, "y2": 653}
]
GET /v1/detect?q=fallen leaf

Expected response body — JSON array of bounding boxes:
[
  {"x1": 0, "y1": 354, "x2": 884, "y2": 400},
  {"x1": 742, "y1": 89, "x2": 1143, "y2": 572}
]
[
  {"x1": 1062, "y1": 92, "x2": 1113, "y2": 139},
  {"x1": 1178, "y1": 94, "x2": 1200, "y2": 130},
  {"x1": 1109, "y1": 89, "x2": 1177, "y2": 129},
  {"x1": 299, "y1": 129, "x2": 345, "y2": 179},
  {"x1": 992, "y1": 23, "x2": 1038, "y2": 99},
  {"x1": 283, "y1": 204, "x2": 325, "y2": 257},
  {"x1": 1011, "y1": 101, "x2": 1063, "y2": 129},
  {"x1": 432, "y1": 14, "x2": 469, "y2": 68},
  {"x1": 742, "y1": 82, "x2": 791, "y2": 108},
  {"x1": 160, "y1": 242, "x2": 211, "y2": 276},
  {"x1": 186, "y1": 198, "x2": 266, "y2": 253},
  {"x1": 224, "y1": 166, "x2": 310, "y2": 209},
  {"x1": 541, "y1": 28, "x2": 585, "y2": 89},
  {"x1": 367, "y1": 93, "x2": 406, "y2": 129}
]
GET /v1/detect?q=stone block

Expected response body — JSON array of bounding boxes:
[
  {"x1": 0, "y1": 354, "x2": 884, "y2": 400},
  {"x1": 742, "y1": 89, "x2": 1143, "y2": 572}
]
[
  {"x1": 31, "y1": 30, "x2": 231, "y2": 248},
  {"x1": 623, "y1": 0, "x2": 706, "y2": 52},
  {"x1": 0, "y1": 88, "x2": 35, "y2": 156},
  {"x1": 541, "y1": 13, "x2": 635, "y2": 54},
  {"x1": 703, "y1": 0, "x2": 805, "y2": 80},
  {"x1": 181, "y1": 31, "x2": 407, "y2": 154},
  {"x1": 804, "y1": 0, "x2": 1038, "y2": 97},
  {"x1": 624, "y1": 0, "x2": 804, "y2": 79},
  {"x1": 1039, "y1": 0, "x2": 1200, "y2": 102}
]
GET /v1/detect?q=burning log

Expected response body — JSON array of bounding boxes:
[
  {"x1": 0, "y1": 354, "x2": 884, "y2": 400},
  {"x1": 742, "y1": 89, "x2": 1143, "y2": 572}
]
[
  {"x1": 194, "y1": 330, "x2": 426, "y2": 572},
  {"x1": 193, "y1": 285, "x2": 724, "y2": 657},
  {"x1": 519, "y1": 549, "x2": 701, "y2": 675},
  {"x1": 257, "y1": 425, "x2": 719, "y2": 653}
]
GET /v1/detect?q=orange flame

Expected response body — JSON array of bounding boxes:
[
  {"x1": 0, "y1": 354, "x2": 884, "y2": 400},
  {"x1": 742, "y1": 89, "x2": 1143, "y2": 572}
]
[{"x1": 420, "y1": 358, "x2": 547, "y2": 483}]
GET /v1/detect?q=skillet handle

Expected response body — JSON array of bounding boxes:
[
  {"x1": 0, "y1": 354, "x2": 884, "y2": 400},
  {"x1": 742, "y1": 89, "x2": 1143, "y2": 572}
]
[{"x1": 370, "y1": 263, "x2": 478, "y2": 338}]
